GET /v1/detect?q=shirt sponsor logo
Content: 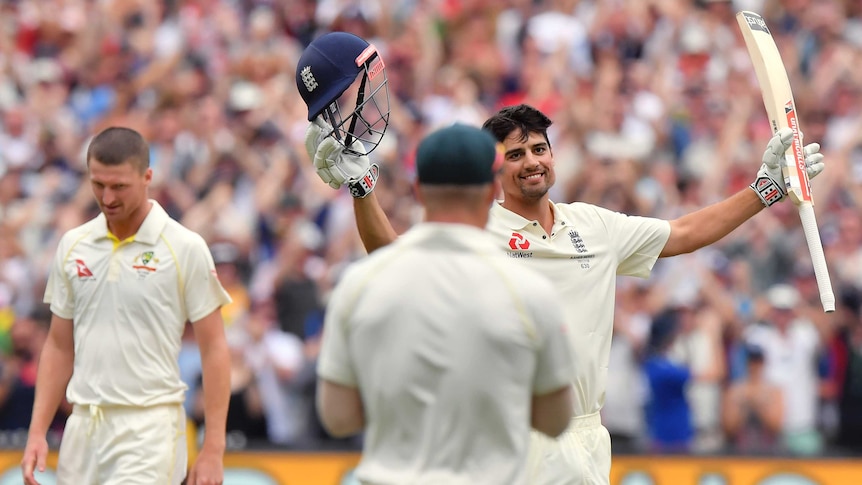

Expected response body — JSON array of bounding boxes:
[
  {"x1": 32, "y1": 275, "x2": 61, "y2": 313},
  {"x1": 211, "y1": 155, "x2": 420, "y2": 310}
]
[
  {"x1": 508, "y1": 232, "x2": 531, "y2": 250},
  {"x1": 508, "y1": 252, "x2": 534, "y2": 259},
  {"x1": 75, "y1": 259, "x2": 95, "y2": 279}
]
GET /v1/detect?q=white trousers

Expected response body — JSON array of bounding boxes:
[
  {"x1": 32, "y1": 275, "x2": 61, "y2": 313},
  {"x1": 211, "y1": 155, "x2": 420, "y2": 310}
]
[
  {"x1": 526, "y1": 412, "x2": 612, "y2": 485},
  {"x1": 57, "y1": 403, "x2": 187, "y2": 485}
]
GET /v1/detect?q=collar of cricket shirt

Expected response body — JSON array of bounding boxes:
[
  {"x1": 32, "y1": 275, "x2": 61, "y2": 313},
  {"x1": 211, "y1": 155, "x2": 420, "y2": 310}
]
[
  {"x1": 92, "y1": 199, "x2": 170, "y2": 245},
  {"x1": 491, "y1": 200, "x2": 574, "y2": 232}
]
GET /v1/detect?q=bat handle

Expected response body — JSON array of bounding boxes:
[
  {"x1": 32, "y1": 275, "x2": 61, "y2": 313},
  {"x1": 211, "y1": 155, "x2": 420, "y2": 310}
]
[{"x1": 798, "y1": 203, "x2": 835, "y2": 312}]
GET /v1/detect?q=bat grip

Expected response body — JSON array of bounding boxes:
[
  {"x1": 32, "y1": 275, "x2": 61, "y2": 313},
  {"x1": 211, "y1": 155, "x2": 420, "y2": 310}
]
[{"x1": 798, "y1": 203, "x2": 835, "y2": 312}]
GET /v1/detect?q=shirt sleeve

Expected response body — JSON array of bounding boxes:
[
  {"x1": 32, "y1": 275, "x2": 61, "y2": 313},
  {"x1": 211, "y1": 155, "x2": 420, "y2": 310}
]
[
  {"x1": 529, "y1": 282, "x2": 575, "y2": 395},
  {"x1": 593, "y1": 206, "x2": 670, "y2": 278},
  {"x1": 183, "y1": 233, "x2": 232, "y2": 323},
  {"x1": 44, "y1": 237, "x2": 74, "y2": 319},
  {"x1": 316, "y1": 270, "x2": 359, "y2": 388}
]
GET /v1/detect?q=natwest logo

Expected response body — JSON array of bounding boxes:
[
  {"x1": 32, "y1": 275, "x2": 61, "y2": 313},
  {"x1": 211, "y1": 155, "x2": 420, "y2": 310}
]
[
  {"x1": 509, "y1": 232, "x2": 531, "y2": 250},
  {"x1": 75, "y1": 259, "x2": 94, "y2": 278}
]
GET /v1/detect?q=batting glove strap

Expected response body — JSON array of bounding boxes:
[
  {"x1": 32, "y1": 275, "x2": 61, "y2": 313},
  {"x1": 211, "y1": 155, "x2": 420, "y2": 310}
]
[
  {"x1": 750, "y1": 175, "x2": 784, "y2": 207},
  {"x1": 348, "y1": 163, "x2": 379, "y2": 198}
]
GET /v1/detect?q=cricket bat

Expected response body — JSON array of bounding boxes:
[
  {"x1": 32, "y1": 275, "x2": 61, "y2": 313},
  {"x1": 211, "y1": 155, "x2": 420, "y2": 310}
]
[{"x1": 736, "y1": 10, "x2": 835, "y2": 313}]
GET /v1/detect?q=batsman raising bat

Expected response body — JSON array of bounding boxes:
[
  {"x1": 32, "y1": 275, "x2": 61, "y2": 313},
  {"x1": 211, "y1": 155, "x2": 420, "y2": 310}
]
[{"x1": 298, "y1": 31, "x2": 827, "y2": 485}]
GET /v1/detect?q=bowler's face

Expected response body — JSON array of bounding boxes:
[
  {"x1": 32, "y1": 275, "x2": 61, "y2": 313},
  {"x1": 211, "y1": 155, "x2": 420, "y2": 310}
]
[
  {"x1": 89, "y1": 159, "x2": 151, "y2": 226},
  {"x1": 499, "y1": 130, "x2": 555, "y2": 203}
]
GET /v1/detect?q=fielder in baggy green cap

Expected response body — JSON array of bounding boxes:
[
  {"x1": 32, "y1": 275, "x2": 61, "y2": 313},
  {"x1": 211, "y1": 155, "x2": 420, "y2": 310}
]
[{"x1": 415, "y1": 123, "x2": 502, "y2": 186}]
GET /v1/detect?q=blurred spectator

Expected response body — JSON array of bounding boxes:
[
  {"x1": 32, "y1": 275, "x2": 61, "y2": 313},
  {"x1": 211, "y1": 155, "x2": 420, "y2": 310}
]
[
  {"x1": 243, "y1": 298, "x2": 309, "y2": 447},
  {"x1": 0, "y1": 308, "x2": 68, "y2": 432},
  {"x1": 192, "y1": 329, "x2": 267, "y2": 444},
  {"x1": 667, "y1": 297, "x2": 727, "y2": 454},
  {"x1": 643, "y1": 309, "x2": 691, "y2": 452},
  {"x1": 831, "y1": 286, "x2": 862, "y2": 453},
  {"x1": 643, "y1": 307, "x2": 723, "y2": 453},
  {"x1": 745, "y1": 285, "x2": 826, "y2": 455},
  {"x1": 722, "y1": 344, "x2": 784, "y2": 454},
  {"x1": 603, "y1": 280, "x2": 652, "y2": 452},
  {"x1": 269, "y1": 220, "x2": 325, "y2": 340},
  {"x1": 210, "y1": 241, "x2": 250, "y2": 330}
]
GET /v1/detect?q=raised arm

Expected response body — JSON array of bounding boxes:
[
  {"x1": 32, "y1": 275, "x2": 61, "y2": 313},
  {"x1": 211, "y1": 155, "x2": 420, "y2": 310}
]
[
  {"x1": 353, "y1": 192, "x2": 398, "y2": 253},
  {"x1": 662, "y1": 128, "x2": 824, "y2": 257},
  {"x1": 662, "y1": 189, "x2": 762, "y2": 257},
  {"x1": 306, "y1": 119, "x2": 399, "y2": 253}
]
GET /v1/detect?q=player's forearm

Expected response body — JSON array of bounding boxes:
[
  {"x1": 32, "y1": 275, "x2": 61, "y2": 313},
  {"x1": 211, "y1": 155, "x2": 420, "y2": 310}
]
[
  {"x1": 28, "y1": 342, "x2": 73, "y2": 437},
  {"x1": 662, "y1": 189, "x2": 763, "y2": 257},
  {"x1": 199, "y1": 342, "x2": 230, "y2": 453},
  {"x1": 354, "y1": 192, "x2": 398, "y2": 253}
]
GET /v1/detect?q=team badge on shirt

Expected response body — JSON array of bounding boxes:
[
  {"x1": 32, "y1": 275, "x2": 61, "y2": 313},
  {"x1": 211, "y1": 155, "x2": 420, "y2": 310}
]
[
  {"x1": 568, "y1": 230, "x2": 587, "y2": 253},
  {"x1": 132, "y1": 251, "x2": 159, "y2": 279}
]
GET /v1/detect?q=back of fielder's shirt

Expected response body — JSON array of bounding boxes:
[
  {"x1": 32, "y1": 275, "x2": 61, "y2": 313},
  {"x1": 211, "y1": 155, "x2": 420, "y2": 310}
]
[
  {"x1": 317, "y1": 223, "x2": 574, "y2": 485},
  {"x1": 486, "y1": 201, "x2": 670, "y2": 418}
]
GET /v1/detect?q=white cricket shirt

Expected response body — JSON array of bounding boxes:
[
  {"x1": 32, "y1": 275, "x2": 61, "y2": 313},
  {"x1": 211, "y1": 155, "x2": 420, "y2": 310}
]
[
  {"x1": 44, "y1": 200, "x2": 231, "y2": 407},
  {"x1": 486, "y1": 201, "x2": 670, "y2": 417},
  {"x1": 318, "y1": 223, "x2": 574, "y2": 485}
]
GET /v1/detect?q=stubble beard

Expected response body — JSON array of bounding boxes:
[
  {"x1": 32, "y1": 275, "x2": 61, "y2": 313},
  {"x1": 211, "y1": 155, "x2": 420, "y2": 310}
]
[{"x1": 518, "y1": 180, "x2": 551, "y2": 202}]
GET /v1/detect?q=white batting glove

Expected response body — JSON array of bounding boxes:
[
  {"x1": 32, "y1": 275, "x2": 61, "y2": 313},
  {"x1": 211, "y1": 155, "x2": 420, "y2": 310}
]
[
  {"x1": 313, "y1": 134, "x2": 379, "y2": 198},
  {"x1": 305, "y1": 117, "x2": 332, "y2": 162},
  {"x1": 750, "y1": 127, "x2": 825, "y2": 207}
]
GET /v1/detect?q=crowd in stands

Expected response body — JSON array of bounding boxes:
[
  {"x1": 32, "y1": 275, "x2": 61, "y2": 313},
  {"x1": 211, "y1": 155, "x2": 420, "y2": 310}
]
[{"x1": 0, "y1": 0, "x2": 861, "y2": 456}]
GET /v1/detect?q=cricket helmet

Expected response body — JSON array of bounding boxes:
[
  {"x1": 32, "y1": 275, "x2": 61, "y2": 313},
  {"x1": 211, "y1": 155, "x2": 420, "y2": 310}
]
[{"x1": 295, "y1": 31, "x2": 390, "y2": 155}]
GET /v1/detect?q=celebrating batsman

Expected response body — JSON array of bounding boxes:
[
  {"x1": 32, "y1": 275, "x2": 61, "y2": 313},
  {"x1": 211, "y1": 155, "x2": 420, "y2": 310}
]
[{"x1": 298, "y1": 32, "x2": 826, "y2": 485}]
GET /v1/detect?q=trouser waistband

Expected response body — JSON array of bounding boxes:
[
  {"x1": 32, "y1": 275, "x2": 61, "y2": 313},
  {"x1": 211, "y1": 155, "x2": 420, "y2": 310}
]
[{"x1": 570, "y1": 411, "x2": 602, "y2": 429}]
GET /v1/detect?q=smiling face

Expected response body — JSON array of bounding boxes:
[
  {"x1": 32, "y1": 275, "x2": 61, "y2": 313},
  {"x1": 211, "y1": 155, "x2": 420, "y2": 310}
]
[{"x1": 499, "y1": 129, "x2": 555, "y2": 204}]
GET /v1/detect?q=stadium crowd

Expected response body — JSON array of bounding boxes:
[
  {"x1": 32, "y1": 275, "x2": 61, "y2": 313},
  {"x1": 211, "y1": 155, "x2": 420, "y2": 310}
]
[{"x1": 0, "y1": 0, "x2": 861, "y2": 457}]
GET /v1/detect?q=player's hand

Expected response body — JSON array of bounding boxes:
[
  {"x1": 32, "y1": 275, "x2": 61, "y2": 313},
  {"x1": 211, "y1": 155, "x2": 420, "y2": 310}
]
[
  {"x1": 21, "y1": 435, "x2": 48, "y2": 485},
  {"x1": 187, "y1": 449, "x2": 223, "y2": 485},
  {"x1": 751, "y1": 127, "x2": 825, "y2": 207},
  {"x1": 305, "y1": 117, "x2": 333, "y2": 163},
  {"x1": 313, "y1": 134, "x2": 379, "y2": 198}
]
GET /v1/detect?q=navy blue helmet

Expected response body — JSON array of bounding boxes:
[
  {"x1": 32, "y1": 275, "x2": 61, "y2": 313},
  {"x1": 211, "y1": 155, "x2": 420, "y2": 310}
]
[{"x1": 295, "y1": 32, "x2": 390, "y2": 155}]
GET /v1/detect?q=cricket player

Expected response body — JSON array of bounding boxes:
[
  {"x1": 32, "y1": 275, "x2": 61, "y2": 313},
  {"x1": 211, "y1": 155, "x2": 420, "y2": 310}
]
[
  {"x1": 316, "y1": 123, "x2": 577, "y2": 484},
  {"x1": 21, "y1": 127, "x2": 231, "y2": 485},
  {"x1": 304, "y1": 102, "x2": 825, "y2": 483}
]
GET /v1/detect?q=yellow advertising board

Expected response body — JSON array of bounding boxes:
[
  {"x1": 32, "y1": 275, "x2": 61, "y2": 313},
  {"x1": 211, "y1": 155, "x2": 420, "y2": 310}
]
[{"x1": 1, "y1": 451, "x2": 860, "y2": 484}]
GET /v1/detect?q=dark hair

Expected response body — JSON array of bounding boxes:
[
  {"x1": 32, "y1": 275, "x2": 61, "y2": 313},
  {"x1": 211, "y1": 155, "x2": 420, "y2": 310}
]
[
  {"x1": 482, "y1": 104, "x2": 553, "y2": 146},
  {"x1": 86, "y1": 127, "x2": 150, "y2": 173},
  {"x1": 647, "y1": 309, "x2": 680, "y2": 355},
  {"x1": 745, "y1": 344, "x2": 765, "y2": 363}
]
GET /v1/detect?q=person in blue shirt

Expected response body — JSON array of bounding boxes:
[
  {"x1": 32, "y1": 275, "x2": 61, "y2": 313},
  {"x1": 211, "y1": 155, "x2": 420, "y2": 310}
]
[{"x1": 643, "y1": 309, "x2": 692, "y2": 451}]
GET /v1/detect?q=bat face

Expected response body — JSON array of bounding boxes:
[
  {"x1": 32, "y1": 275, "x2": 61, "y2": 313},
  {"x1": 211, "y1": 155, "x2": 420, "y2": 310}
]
[
  {"x1": 736, "y1": 10, "x2": 812, "y2": 205},
  {"x1": 737, "y1": 9, "x2": 835, "y2": 312}
]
